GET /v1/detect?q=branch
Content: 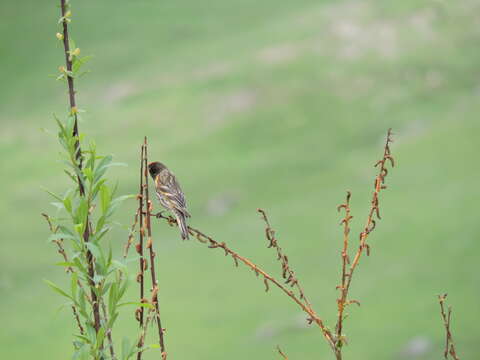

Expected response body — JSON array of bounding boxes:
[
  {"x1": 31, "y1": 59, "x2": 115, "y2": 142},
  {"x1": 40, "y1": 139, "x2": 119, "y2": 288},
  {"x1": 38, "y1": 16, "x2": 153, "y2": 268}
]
[
  {"x1": 153, "y1": 212, "x2": 336, "y2": 351},
  {"x1": 143, "y1": 138, "x2": 167, "y2": 359},
  {"x1": 438, "y1": 294, "x2": 460, "y2": 360},
  {"x1": 58, "y1": 0, "x2": 101, "y2": 335},
  {"x1": 334, "y1": 129, "x2": 394, "y2": 356},
  {"x1": 135, "y1": 144, "x2": 146, "y2": 360},
  {"x1": 42, "y1": 213, "x2": 88, "y2": 335},
  {"x1": 257, "y1": 209, "x2": 314, "y2": 315},
  {"x1": 277, "y1": 346, "x2": 288, "y2": 359}
]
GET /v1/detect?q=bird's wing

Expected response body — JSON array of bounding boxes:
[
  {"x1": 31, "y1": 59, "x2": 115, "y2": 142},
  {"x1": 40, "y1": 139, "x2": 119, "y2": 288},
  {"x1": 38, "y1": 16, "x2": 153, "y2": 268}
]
[{"x1": 156, "y1": 170, "x2": 188, "y2": 214}]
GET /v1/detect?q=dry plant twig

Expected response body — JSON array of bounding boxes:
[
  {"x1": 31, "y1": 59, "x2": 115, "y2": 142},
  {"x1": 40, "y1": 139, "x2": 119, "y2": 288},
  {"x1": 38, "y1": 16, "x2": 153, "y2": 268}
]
[
  {"x1": 438, "y1": 294, "x2": 461, "y2": 360},
  {"x1": 277, "y1": 345, "x2": 288, "y2": 359},
  {"x1": 135, "y1": 144, "x2": 147, "y2": 360},
  {"x1": 154, "y1": 211, "x2": 337, "y2": 350},
  {"x1": 143, "y1": 138, "x2": 168, "y2": 359},
  {"x1": 334, "y1": 129, "x2": 394, "y2": 357}
]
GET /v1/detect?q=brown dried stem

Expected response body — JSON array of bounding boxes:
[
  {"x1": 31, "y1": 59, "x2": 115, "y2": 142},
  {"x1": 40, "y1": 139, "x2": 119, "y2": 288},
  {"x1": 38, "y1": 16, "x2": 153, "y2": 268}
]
[
  {"x1": 438, "y1": 294, "x2": 460, "y2": 360},
  {"x1": 277, "y1": 346, "x2": 288, "y2": 359},
  {"x1": 153, "y1": 212, "x2": 336, "y2": 351},
  {"x1": 124, "y1": 207, "x2": 140, "y2": 258},
  {"x1": 334, "y1": 129, "x2": 394, "y2": 357},
  {"x1": 42, "y1": 213, "x2": 88, "y2": 334},
  {"x1": 143, "y1": 138, "x2": 167, "y2": 359},
  {"x1": 135, "y1": 144, "x2": 147, "y2": 360},
  {"x1": 101, "y1": 301, "x2": 117, "y2": 360},
  {"x1": 257, "y1": 209, "x2": 314, "y2": 315}
]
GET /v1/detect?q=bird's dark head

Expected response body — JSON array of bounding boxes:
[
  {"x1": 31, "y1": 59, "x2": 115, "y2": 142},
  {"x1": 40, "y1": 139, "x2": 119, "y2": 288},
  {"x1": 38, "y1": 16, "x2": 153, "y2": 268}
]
[{"x1": 148, "y1": 161, "x2": 166, "y2": 178}]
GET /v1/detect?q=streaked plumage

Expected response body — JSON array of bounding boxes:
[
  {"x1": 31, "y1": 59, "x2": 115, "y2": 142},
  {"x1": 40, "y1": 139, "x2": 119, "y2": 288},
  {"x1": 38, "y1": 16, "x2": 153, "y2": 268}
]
[{"x1": 148, "y1": 161, "x2": 190, "y2": 240}]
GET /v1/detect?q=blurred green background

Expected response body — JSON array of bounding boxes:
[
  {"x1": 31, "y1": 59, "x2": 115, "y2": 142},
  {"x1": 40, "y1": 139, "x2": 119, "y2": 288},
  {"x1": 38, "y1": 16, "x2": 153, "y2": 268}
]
[{"x1": 1, "y1": 0, "x2": 479, "y2": 359}]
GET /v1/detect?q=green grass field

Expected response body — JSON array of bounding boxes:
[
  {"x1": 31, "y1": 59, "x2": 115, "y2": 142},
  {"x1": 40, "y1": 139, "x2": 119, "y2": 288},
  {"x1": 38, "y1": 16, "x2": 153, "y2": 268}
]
[{"x1": 1, "y1": 0, "x2": 479, "y2": 359}]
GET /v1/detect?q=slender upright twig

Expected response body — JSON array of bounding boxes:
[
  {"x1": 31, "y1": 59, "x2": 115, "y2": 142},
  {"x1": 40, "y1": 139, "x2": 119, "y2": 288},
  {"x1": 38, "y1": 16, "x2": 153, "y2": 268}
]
[
  {"x1": 438, "y1": 294, "x2": 460, "y2": 360},
  {"x1": 334, "y1": 129, "x2": 394, "y2": 359},
  {"x1": 101, "y1": 301, "x2": 117, "y2": 360},
  {"x1": 143, "y1": 138, "x2": 167, "y2": 359},
  {"x1": 136, "y1": 144, "x2": 146, "y2": 360},
  {"x1": 42, "y1": 213, "x2": 88, "y2": 334},
  {"x1": 58, "y1": 0, "x2": 101, "y2": 335}
]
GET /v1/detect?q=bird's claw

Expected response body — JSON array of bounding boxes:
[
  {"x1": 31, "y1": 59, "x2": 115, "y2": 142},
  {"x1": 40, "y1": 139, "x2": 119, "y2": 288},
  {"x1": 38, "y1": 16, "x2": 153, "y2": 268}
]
[{"x1": 155, "y1": 211, "x2": 166, "y2": 219}]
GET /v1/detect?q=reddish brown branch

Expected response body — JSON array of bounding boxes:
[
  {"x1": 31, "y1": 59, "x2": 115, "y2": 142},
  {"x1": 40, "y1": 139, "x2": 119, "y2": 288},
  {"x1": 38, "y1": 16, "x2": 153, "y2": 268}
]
[
  {"x1": 136, "y1": 144, "x2": 146, "y2": 360},
  {"x1": 277, "y1": 346, "x2": 288, "y2": 359},
  {"x1": 257, "y1": 209, "x2": 314, "y2": 316},
  {"x1": 60, "y1": 0, "x2": 83, "y2": 192},
  {"x1": 334, "y1": 129, "x2": 394, "y2": 357},
  {"x1": 153, "y1": 212, "x2": 336, "y2": 351},
  {"x1": 335, "y1": 191, "x2": 352, "y2": 347},
  {"x1": 143, "y1": 138, "x2": 167, "y2": 359},
  {"x1": 42, "y1": 213, "x2": 87, "y2": 335},
  {"x1": 438, "y1": 294, "x2": 460, "y2": 360}
]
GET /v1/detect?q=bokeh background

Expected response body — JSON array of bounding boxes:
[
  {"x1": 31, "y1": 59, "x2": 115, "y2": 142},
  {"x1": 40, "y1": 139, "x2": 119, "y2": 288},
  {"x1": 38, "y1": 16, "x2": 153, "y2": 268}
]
[{"x1": 1, "y1": 0, "x2": 479, "y2": 359}]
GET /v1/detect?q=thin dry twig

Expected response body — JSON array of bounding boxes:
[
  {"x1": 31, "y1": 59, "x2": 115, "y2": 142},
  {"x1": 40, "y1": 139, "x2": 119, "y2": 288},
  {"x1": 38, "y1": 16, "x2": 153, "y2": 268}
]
[
  {"x1": 153, "y1": 211, "x2": 336, "y2": 351},
  {"x1": 135, "y1": 144, "x2": 147, "y2": 360},
  {"x1": 277, "y1": 345, "x2": 288, "y2": 359},
  {"x1": 42, "y1": 213, "x2": 88, "y2": 334},
  {"x1": 333, "y1": 129, "x2": 394, "y2": 357},
  {"x1": 101, "y1": 301, "x2": 117, "y2": 360},
  {"x1": 143, "y1": 138, "x2": 167, "y2": 359},
  {"x1": 124, "y1": 207, "x2": 140, "y2": 258},
  {"x1": 257, "y1": 209, "x2": 314, "y2": 316},
  {"x1": 438, "y1": 294, "x2": 460, "y2": 360}
]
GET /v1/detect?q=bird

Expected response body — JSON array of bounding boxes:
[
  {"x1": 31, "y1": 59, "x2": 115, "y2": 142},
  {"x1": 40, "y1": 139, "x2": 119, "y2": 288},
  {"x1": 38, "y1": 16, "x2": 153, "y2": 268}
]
[{"x1": 148, "y1": 161, "x2": 190, "y2": 240}]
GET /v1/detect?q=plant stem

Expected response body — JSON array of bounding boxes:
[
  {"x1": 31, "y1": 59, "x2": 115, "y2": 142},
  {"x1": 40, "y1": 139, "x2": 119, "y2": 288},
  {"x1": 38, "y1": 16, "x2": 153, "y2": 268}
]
[{"x1": 59, "y1": 0, "x2": 101, "y2": 337}]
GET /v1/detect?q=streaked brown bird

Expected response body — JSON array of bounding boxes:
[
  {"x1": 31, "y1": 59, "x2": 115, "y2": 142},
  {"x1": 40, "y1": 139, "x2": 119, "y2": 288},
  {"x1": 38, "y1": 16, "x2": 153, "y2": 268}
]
[{"x1": 148, "y1": 161, "x2": 190, "y2": 240}]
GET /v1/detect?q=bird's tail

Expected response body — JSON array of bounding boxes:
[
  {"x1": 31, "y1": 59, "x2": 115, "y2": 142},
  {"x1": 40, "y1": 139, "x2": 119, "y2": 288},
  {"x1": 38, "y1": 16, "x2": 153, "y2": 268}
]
[{"x1": 173, "y1": 209, "x2": 189, "y2": 240}]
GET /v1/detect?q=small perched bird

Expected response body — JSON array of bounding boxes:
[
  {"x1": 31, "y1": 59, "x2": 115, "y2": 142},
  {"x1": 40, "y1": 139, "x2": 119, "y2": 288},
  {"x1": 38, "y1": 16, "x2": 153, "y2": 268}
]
[{"x1": 148, "y1": 161, "x2": 190, "y2": 240}]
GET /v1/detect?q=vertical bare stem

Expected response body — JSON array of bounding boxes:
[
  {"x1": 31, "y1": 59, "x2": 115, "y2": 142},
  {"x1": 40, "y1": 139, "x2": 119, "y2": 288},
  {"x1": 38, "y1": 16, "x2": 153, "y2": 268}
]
[
  {"x1": 334, "y1": 129, "x2": 394, "y2": 359},
  {"x1": 335, "y1": 191, "x2": 352, "y2": 347},
  {"x1": 143, "y1": 137, "x2": 167, "y2": 359},
  {"x1": 101, "y1": 301, "x2": 117, "y2": 360},
  {"x1": 438, "y1": 294, "x2": 460, "y2": 360},
  {"x1": 136, "y1": 144, "x2": 146, "y2": 360}
]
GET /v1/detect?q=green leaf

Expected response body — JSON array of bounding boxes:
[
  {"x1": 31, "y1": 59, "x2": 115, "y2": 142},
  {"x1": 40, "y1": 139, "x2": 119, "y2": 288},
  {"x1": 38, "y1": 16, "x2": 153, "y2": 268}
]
[
  {"x1": 93, "y1": 274, "x2": 104, "y2": 285},
  {"x1": 100, "y1": 184, "x2": 111, "y2": 214},
  {"x1": 83, "y1": 167, "x2": 93, "y2": 182},
  {"x1": 95, "y1": 327, "x2": 106, "y2": 350},
  {"x1": 63, "y1": 195, "x2": 73, "y2": 214},
  {"x1": 85, "y1": 242, "x2": 101, "y2": 260},
  {"x1": 93, "y1": 155, "x2": 112, "y2": 182},
  {"x1": 71, "y1": 272, "x2": 78, "y2": 300},
  {"x1": 75, "y1": 198, "x2": 88, "y2": 228},
  {"x1": 43, "y1": 187, "x2": 63, "y2": 202},
  {"x1": 55, "y1": 261, "x2": 75, "y2": 267},
  {"x1": 121, "y1": 337, "x2": 131, "y2": 360},
  {"x1": 108, "y1": 282, "x2": 117, "y2": 316},
  {"x1": 48, "y1": 233, "x2": 76, "y2": 242},
  {"x1": 118, "y1": 302, "x2": 154, "y2": 309},
  {"x1": 44, "y1": 279, "x2": 73, "y2": 300}
]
